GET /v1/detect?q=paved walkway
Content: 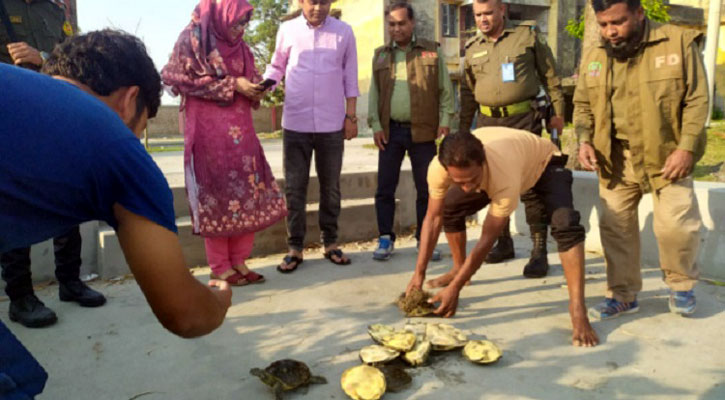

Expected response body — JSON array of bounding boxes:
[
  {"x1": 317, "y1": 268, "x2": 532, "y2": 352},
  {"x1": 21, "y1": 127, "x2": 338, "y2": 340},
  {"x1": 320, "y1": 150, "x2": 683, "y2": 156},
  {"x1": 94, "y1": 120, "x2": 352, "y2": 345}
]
[
  {"x1": 151, "y1": 137, "x2": 384, "y2": 187},
  {"x1": 3, "y1": 230, "x2": 724, "y2": 399}
]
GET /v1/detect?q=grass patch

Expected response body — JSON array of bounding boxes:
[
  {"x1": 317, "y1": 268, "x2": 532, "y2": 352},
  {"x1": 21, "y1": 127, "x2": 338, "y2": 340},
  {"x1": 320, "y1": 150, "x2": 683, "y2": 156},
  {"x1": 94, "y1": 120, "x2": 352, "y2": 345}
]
[
  {"x1": 258, "y1": 130, "x2": 283, "y2": 140},
  {"x1": 693, "y1": 123, "x2": 725, "y2": 182},
  {"x1": 146, "y1": 145, "x2": 184, "y2": 153}
]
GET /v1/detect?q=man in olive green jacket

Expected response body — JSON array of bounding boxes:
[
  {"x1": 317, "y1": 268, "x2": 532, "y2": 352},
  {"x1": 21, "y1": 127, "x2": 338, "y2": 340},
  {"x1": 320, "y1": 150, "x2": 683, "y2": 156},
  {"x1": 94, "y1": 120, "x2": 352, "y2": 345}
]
[
  {"x1": 368, "y1": 1, "x2": 454, "y2": 262},
  {"x1": 574, "y1": 0, "x2": 707, "y2": 319}
]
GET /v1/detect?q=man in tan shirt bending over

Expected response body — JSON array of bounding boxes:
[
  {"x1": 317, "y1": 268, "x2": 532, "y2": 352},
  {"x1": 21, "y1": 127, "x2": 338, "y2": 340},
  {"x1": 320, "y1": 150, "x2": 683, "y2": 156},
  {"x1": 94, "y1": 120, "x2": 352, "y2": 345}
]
[{"x1": 406, "y1": 128, "x2": 598, "y2": 347}]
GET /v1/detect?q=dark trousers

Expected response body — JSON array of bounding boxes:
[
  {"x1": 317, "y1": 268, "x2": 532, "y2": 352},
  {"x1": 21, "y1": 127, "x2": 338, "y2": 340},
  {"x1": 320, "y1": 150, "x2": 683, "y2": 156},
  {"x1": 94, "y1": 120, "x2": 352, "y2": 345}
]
[
  {"x1": 375, "y1": 122, "x2": 437, "y2": 242},
  {"x1": 1, "y1": 226, "x2": 82, "y2": 301},
  {"x1": 442, "y1": 156, "x2": 584, "y2": 252},
  {"x1": 283, "y1": 130, "x2": 344, "y2": 252},
  {"x1": 478, "y1": 110, "x2": 547, "y2": 232}
]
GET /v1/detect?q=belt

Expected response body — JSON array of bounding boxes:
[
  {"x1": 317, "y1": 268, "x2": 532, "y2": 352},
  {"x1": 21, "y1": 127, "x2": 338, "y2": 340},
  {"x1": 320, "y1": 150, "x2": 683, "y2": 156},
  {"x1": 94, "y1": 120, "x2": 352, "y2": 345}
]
[
  {"x1": 479, "y1": 100, "x2": 532, "y2": 118},
  {"x1": 390, "y1": 120, "x2": 411, "y2": 128}
]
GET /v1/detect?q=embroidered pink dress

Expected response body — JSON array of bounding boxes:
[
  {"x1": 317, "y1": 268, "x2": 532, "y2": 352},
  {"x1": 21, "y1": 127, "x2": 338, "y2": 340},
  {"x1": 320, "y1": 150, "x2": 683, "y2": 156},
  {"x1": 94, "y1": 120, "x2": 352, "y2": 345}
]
[{"x1": 161, "y1": 0, "x2": 286, "y2": 239}]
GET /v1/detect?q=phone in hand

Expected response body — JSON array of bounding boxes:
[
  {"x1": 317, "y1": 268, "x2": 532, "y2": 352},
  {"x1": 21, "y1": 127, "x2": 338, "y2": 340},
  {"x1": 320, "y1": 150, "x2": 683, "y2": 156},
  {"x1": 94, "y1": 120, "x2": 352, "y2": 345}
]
[{"x1": 259, "y1": 78, "x2": 276, "y2": 91}]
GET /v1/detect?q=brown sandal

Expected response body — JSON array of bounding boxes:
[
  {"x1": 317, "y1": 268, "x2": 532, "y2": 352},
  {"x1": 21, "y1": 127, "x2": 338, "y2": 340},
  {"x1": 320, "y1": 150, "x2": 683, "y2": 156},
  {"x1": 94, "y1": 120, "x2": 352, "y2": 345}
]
[{"x1": 210, "y1": 271, "x2": 249, "y2": 286}]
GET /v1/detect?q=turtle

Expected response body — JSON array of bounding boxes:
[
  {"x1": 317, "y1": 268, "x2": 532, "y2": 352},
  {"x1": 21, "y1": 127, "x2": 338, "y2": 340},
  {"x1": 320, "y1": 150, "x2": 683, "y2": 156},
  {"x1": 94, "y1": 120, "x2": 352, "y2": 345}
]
[
  {"x1": 359, "y1": 344, "x2": 400, "y2": 365},
  {"x1": 402, "y1": 322, "x2": 431, "y2": 366},
  {"x1": 367, "y1": 324, "x2": 417, "y2": 352},
  {"x1": 340, "y1": 364, "x2": 386, "y2": 400},
  {"x1": 395, "y1": 288, "x2": 435, "y2": 317},
  {"x1": 250, "y1": 359, "x2": 327, "y2": 400},
  {"x1": 426, "y1": 323, "x2": 468, "y2": 351},
  {"x1": 462, "y1": 340, "x2": 503, "y2": 364}
]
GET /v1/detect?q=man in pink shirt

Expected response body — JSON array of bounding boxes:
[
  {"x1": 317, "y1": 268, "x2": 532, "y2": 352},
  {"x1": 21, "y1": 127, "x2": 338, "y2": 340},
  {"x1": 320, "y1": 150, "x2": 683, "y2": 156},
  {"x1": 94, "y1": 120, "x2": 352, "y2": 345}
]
[{"x1": 264, "y1": 0, "x2": 359, "y2": 272}]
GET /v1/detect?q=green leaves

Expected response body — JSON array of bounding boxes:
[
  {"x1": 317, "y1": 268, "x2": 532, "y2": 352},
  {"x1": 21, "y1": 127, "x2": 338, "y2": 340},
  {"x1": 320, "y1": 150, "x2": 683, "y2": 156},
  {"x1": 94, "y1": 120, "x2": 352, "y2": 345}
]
[{"x1": 246, "y1": 0, "x2": 289, "y2": 106}]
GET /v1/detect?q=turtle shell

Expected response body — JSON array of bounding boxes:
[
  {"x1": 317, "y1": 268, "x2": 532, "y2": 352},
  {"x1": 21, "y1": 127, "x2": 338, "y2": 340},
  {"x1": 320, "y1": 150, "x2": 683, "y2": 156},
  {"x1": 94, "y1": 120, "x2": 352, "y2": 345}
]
[
  {"x1": 403, "y1": 337, "x2": 431, "y2": 366},
  {"x1": 341, "y1": 365, "x2": 386, "y2": 400},
  {"x1": 426, "y1": 323, "x2": 468, "y2": 351},
  {"x1": 359, "y1": 345, "x2": 400, "y2": 365},
  {"x1": 462, "y1": 340, "x2": 503, "y2": 364},
  {"x1": 262, "y1": 359, "x2": 312, "y2": 390},
  {"x1": 368, "y1": 324, "x2": 417, "y2": 352}
]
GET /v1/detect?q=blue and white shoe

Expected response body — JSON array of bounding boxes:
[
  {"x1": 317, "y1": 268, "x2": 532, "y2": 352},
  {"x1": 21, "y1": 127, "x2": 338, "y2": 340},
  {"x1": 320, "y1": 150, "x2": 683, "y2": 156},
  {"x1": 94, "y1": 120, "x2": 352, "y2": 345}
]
[
  {"x1": 669, "y1": 290, "x2": 696, "y2": 315},
  {"x1": 416, "y1": 242, "x2": 441, "y2": 261},
  {"x1": 588, "y1": 297, "x2": 639, "y2": 320},
  {"x1": 372, "y1": 235, "x2": 394, "y2": 261}
]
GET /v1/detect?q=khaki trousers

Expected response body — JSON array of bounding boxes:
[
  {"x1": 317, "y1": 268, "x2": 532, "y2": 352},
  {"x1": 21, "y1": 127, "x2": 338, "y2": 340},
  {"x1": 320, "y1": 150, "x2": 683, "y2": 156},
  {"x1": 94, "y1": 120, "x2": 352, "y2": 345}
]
[{"x1": 598, "y1": 142, "x2": 701, "y2": 302}]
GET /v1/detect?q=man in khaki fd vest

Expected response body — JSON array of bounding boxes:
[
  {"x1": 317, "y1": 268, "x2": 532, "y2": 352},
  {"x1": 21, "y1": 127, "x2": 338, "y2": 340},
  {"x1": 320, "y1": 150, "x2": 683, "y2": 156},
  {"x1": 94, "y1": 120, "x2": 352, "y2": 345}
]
[
  {"x1": 574, "y1": 0, "x2": 707, "y2": 319},
  {"x1": 440, "y1": 0, "x2": 565, "y2": 286},
  {"x1": 368, "y1": 1, "x2": 454, "y2": 261}
]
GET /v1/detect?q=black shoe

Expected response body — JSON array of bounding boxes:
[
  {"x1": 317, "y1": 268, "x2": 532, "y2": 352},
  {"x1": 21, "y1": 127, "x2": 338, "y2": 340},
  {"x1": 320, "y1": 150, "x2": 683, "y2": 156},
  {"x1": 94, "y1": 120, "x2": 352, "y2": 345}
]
[
  {"x1": 485, "y1": 236, "x2": 515, "y2": 264},
  {"x1": 9, "y1": 294, "x2": 58, "y2": 328},
  {"x1": 523, "y1": 230, "x2": 549, "y2": 278},
  {"x1": 59, "y1": 280, "x2": 106, "y2": 307}
]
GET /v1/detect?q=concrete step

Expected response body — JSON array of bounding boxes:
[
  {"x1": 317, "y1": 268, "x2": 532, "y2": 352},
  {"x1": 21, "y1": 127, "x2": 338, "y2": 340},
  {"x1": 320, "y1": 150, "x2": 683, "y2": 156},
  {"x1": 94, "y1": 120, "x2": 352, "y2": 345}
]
[{"x1": 97, "y1": 198, "x2": 401, "y2": 278}]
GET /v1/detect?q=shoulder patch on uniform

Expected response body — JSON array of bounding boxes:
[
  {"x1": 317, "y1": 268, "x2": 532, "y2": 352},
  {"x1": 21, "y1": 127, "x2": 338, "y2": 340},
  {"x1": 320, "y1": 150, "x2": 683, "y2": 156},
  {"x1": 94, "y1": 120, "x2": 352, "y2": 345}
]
[
  {"x1": 465, "y1": 35, "x2": 480, "y2": 49},
  {"x1": 587, "y1": 61, "x2": 602, "y2": 77},
  {"x1": 63, "y1": 21, "x2": 73, "y2": 36}
]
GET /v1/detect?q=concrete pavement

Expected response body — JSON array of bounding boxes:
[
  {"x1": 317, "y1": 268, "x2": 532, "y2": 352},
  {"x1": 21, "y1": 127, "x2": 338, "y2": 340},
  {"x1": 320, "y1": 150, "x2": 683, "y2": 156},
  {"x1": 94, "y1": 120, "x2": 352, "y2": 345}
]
[{"x1": 4, "y1": 229, "x2": 724, "y2": 400}]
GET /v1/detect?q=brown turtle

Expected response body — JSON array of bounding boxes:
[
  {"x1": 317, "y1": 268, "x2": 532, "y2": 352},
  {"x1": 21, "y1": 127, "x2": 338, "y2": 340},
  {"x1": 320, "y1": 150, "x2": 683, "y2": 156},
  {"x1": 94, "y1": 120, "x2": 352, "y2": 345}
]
[
  {"x1": 396, "y1": 288, "x2": 434, "y2": 317},
  {"x1": 250, "y1": 359, "x2": 327, "y2": 399}
]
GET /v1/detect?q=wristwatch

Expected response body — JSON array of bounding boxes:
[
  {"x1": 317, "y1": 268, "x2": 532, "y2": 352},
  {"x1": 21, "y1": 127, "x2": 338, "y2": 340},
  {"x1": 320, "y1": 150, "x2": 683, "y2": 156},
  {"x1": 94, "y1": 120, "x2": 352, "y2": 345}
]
[
  {"x1": 345, "y1": 114, "x2": 358, "y2": 123},
  {"x1": 40, "y1": 51, "x2": 50, "y2": 65}
]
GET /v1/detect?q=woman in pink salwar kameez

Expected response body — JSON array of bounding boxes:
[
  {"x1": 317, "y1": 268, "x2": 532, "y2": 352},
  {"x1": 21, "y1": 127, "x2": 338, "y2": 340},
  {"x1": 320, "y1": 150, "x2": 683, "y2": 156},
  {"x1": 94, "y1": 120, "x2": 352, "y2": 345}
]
[{"x1": 161, "y1": 0, "x2": 286, "y2": 286}]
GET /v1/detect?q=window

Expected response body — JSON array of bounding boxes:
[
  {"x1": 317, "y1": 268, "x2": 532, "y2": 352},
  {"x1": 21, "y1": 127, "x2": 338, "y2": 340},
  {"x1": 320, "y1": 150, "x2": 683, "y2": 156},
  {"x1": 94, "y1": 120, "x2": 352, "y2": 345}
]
[{"x1": 441, "y1": 3, "x2": 458, "y2": 38}]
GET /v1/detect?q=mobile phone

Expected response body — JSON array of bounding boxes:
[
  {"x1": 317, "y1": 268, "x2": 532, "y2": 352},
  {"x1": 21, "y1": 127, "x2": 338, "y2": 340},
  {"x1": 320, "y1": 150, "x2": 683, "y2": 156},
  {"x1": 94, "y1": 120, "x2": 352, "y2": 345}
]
[{"x1": 259, "y1": 78, "x2": 276, "y2": 91}]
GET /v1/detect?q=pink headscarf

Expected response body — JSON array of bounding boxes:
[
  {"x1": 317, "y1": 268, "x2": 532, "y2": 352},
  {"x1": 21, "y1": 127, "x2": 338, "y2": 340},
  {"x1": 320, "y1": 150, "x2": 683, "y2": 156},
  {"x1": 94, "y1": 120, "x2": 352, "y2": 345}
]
[{"x1": 162, "y1": 0, "x2": 257, "y2": 98}]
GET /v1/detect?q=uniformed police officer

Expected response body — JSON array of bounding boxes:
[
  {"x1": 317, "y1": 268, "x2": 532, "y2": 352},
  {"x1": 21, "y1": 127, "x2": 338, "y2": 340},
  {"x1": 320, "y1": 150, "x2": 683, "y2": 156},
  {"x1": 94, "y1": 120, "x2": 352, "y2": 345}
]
[
  {"x1": 575, "y1": 0, "x2": 707, "y2": 319},
  {"x1": 456, "y1": 0, "x2": 564, "y2": 280},
  {"x1": 0, "y1": 0, "x2": 106, "y2": 329}
]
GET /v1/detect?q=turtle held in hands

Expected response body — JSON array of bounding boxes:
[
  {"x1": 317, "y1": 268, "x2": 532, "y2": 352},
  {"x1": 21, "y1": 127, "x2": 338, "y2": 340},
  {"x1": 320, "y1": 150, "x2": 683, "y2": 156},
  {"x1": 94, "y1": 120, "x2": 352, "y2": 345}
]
[{"x1": 250, "y1": 359, "x2": 327, "y2": 399}]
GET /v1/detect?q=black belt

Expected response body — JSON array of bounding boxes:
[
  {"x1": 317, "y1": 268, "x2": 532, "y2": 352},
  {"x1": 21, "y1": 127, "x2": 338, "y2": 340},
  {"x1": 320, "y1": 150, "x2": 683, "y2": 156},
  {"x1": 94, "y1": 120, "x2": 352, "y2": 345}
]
[{"x1": 390, "y1": 120, "x2": 411, "y2": 128}]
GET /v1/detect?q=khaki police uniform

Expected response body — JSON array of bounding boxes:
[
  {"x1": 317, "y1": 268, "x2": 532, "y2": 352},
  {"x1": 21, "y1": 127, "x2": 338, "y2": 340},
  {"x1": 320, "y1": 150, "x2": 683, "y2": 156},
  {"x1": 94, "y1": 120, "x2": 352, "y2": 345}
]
[
  {"x1": 0, "y1": 0, "x2": 70, "y2": 67},
  {"x1": 573, "y1": 20, "x2": 707, "y2": 301},
  {"x1": 459, "y1": 19, "x2": 564, "y2": 266},
  {"x1": 460, "y1": 19, "x2": 564, "y2": 135}
]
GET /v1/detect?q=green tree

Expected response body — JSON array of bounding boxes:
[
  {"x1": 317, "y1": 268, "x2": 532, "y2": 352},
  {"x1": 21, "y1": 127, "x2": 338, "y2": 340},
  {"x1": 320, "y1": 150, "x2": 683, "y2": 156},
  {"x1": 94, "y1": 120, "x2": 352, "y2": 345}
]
[
  {"x1": 245, "y1": 0, "x2": 289, "y2": 106},
  {"x1": 565, "y1": 0, "x2": 671, "y2": 39}
]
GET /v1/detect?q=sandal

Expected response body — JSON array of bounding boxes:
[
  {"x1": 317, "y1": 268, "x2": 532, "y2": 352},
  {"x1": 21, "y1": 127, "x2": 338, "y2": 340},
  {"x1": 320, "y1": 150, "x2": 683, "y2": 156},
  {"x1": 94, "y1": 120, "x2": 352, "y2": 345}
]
[
  {"x1": 277, "y1": 255, "x2": 303, "y2": 274},
  {"x1": 210, "y1": 271, "x2": 249, "y2": 286},
  {"x1": 324, "y1": 249, "x2": 351, "y2": 265},
  {"x1": 240, "y1": 270, "x2": 265, "y2": 284}
]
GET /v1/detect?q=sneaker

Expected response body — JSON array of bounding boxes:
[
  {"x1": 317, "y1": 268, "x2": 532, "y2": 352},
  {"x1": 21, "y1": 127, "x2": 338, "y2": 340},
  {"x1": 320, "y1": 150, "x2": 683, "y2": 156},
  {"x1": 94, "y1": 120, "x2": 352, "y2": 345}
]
[
  {"x1": 669, "y1": 290, "x2": 696, "y2": 315},
  {"x1": 372, "y1": 235, "x2": 394, "y2": 261},
  {"x1": 588, "y1": 297, "x2": 640, "y2": 320},
  {"x1": 416, "y1": 242, "x2": 441, "y2": 262}
]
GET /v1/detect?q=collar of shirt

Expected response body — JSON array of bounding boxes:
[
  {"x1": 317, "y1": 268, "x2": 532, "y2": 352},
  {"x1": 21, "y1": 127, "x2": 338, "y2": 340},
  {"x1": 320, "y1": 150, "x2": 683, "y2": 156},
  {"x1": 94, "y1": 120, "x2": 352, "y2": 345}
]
[
  {"x1": 391, "y1": 34, "x2": 417, "y2": 53},
  {"x1": 480, "y1": 19, "x2": 515, "y2": 43},
  {"x1": 303, "y1": 14, "x2": 330, "y2": 30}
]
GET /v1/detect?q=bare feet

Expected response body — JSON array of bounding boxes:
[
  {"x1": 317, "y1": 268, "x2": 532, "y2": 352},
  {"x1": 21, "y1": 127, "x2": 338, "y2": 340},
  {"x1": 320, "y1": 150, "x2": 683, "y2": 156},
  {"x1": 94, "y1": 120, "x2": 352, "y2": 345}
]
[
  {"x1": 426, "y1": 270, "x2": 470, "y2": 289},
  {"x1": 571, "y1": 314, "x2": 599, "y2": 347}
]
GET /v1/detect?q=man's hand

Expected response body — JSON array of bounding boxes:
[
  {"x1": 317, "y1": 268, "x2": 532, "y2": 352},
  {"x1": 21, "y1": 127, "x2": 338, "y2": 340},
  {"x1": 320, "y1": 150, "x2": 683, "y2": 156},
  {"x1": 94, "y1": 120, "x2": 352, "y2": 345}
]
[
  {"x1": 235, "y1": 77, "x2": 263, "y2": 100},
  {"x1": 405, "y1": 273, "x2": 425, "y2": 298},
  {"x1": 547, "y1": 115, "x2": 564, "y2": 134},
  {"x1": 578, "y1": 142, "x2": 599, "y2": 171},
  {"x1": 7, "y1": 42, "x2": 43, "y2": 67},
  {"x1": 344, "y1": 117, "x2": 358, "y2": 140},
  {"x1": 373, "y1": 130, "x2": 387, "y2": 151},
  {"x1": 661, "y1": 149, "x2": 694, "y2": 181},
  {"x1": 437, "y1": 126, "x2": 450, "y2": 139},
  {"x1": 430, "y1": 285, "x2": 460, "y2": 318},
  {"x1": 208, "y1": 279, "x2": 232, "y2": 309}
]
